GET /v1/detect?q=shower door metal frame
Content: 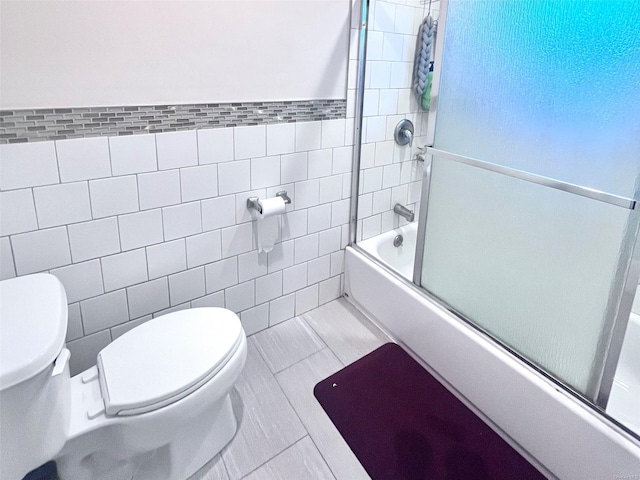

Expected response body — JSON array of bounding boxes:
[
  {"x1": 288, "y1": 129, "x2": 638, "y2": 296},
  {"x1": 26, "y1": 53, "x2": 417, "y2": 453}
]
[
  {"x1": 349, "y1": 0, "x2": 640, "y2": 422},
  {"x1": 348, "y1": 0, "x2": 370, "y2": 247},
  {"x1": 408, "y1": 0, "x2": 640, "y2": 410}
]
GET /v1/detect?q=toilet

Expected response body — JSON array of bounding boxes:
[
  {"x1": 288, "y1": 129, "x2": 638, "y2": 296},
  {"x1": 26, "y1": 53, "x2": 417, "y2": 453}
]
[{"x1": 0, "y1": 273, "x2": 247, "y2": 480}]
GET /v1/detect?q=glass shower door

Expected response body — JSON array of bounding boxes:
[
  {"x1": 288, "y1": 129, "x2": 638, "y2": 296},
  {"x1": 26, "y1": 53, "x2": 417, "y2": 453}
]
[{"x1": 416, "y1": 0, "x2": 640, "y2": 407}]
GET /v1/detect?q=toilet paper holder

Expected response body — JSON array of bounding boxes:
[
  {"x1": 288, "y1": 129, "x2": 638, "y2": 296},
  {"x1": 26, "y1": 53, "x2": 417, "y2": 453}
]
[{"x1": 247, "y1": 191, "x2": 291, "y2": 214}]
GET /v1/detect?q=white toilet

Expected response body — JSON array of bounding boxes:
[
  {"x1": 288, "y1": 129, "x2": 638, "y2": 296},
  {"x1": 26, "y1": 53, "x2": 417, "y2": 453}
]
[{"x1": 0, "y1": 273, "x2": 247, "y2": 480}]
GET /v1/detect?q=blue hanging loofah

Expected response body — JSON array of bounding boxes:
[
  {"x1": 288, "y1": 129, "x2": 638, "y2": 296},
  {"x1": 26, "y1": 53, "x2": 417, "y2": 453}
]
[{"x1": 412, "y1": 15, "x2": 435, "y2": 107}]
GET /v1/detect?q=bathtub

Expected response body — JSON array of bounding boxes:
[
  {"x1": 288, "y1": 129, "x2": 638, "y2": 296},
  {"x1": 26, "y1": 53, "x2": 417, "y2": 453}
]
[
  {"x1": 344, "y1": 244, "x2": 640, "y2": 479},
  {"x1": 608, "y1": 312, "x2": 640, "y2": 433},
  {"x1": 358, "y1": 223, "x2": 417, "y2": 280}
]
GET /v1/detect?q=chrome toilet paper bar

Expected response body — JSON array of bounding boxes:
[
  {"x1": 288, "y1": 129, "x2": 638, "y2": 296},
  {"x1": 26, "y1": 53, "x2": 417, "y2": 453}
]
[{"x1": 246, "y1": 191, "x2": 291, "y2": 214}]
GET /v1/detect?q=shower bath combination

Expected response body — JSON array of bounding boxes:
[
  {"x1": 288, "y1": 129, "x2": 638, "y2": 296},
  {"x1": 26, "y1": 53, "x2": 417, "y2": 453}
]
[{"x1": 348, "y1": 0, "x2": 640, "y2": 477}]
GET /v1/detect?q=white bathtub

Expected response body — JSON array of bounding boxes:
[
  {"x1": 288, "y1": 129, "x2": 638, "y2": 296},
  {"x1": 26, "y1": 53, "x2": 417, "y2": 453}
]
[
  {"x1": 344, "y1": 245, "x2": 640, "y2": 479},
  {"x1": 358, "y1": 223, "x2": 417, "y2": 279},
  {"x1": 608, "y1": 312, "x2": 640, "y2": 433}
]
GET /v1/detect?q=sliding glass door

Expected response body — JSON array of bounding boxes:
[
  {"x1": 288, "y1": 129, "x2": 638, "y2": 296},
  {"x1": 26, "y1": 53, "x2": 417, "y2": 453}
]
[{"x1": 416, "y1": 0, "x2": 640, "y2": 409}]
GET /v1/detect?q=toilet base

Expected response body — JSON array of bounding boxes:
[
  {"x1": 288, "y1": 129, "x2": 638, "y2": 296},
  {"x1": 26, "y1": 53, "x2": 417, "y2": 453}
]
[{"x1": 57, "y1": 393, "x2": 238, "y2": 480}]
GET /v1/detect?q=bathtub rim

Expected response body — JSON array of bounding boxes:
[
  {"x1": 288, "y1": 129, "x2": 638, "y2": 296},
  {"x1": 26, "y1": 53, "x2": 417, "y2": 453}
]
[{"x1": 347, "y1": 242, "x2": 640, "y2": 448}]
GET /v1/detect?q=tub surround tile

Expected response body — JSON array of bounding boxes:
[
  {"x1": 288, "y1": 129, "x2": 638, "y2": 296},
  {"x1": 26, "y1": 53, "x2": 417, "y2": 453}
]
[
  {"x1": 251, "y1": 316, "x2": 325, "y2": 373},
  {"x1": 220, "y1": 342, "x2": 306, "y2": 480}
]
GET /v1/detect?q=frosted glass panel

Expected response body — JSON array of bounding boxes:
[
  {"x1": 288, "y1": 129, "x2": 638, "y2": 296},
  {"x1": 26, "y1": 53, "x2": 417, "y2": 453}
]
[
  {"x1": 435, "y1": 0, "x2": 640, "y2": 198},
  {"x1": 421, "y1": 157, "x2": 632, "y2": 392}
]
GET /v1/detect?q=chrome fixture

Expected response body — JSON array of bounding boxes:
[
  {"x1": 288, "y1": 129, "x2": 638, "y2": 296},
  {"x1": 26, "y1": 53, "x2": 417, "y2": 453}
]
[
  {"x1": 247, "y1": 191, "x2": 291, "y2": 214},
  {"x1": 394, "y1": 203, "x2": 415, "y2": 222},
  {"x1": 415, "y1": 144, "x2": 430, "y2": 162},
  {"x1": 394, "y1": 119, "x2": 414, "y2": 147},
  {"x1": 393, "y1": 235, "x2": 404, "y2": 247}
]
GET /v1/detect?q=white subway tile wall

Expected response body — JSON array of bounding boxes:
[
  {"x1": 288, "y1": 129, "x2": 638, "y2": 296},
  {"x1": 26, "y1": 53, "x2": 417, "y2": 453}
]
[
  {"x1": 354, "y1": 0, "x2": 439, "y2": 241},
  {"x1": 0, "y1": 119, "x2": 349, "y2": 374}
]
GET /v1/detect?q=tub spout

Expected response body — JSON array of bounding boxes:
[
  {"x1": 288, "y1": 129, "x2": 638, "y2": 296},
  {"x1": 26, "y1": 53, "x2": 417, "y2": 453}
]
[{"x1": 394, "y1": 204, "x2": 414, "y2": 222}]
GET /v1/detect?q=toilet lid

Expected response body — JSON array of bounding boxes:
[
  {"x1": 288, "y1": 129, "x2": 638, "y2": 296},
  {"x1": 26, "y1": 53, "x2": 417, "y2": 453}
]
[{"x1": 97, "y1": 307, "x2": 244, "y2": 416}]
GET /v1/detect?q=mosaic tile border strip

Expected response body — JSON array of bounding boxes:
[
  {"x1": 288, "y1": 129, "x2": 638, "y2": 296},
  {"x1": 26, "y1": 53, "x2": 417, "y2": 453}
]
[{"x1": 0, "y1": 99, "x2": 346, "y2": 144}]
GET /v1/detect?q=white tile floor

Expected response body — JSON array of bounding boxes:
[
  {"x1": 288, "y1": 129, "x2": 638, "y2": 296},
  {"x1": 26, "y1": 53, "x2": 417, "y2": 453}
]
[{"x1": 189, "y1": 297, "x2": 390, "y2": 480}]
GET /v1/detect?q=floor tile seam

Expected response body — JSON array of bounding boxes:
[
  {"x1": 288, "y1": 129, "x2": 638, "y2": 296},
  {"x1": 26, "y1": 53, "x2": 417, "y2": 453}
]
[
  {"x1": 224, "y1": 345, "x2": 308, "y2": 479},
  {"x1": 250, "y1": 334, "x2": 326, "y2": 375},
  {"x1": 299, "y1": 313, "x2": 334, "y2": 352},
  {"x1": 304, "y1": 431, "x2": 342, "y2": 480},
  {"x1": 236, "y1": 434, "x2": 311, "y2": 480},
  {"x1": 295, "y1": 314, "x2": 331, "y2": 350},
  {"x1": 270, "y1": 344, "x2": 333, "y2": 375}
]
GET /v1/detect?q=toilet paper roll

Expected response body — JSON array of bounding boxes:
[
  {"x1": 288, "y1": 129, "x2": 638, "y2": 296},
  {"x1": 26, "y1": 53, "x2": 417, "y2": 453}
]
[{"x1": 255, "y1": 196, "x2": 286, "y2": 253}]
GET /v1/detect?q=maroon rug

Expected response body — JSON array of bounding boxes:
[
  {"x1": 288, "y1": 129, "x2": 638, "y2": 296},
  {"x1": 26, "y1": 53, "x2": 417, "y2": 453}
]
[{"x1": 314, "y1": 343, "x2": 547, "y2": 480}]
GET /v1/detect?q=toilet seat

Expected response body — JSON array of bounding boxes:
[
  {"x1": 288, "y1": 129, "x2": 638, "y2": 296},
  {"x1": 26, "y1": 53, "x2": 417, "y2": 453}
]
[{"x1": 97, "y1": 308, "x2": 243, "y2": 416}]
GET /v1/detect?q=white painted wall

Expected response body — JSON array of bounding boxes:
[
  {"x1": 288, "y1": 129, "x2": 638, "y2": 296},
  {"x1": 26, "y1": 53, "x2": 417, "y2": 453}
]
[{"x1": 0, "y1": 0, "x2": 350, "y2": 109}]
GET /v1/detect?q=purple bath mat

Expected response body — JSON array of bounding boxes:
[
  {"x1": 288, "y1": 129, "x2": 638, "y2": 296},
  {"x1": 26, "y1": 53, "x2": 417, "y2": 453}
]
[{"x1": 314, "y1": 343, "x2": 547, "y2": 480}]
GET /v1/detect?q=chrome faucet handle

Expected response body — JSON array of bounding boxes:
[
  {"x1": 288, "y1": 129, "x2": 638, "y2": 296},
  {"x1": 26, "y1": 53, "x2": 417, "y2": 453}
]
[{"x1": 394, "y1": 119, "x2": 414, "y2": 147}]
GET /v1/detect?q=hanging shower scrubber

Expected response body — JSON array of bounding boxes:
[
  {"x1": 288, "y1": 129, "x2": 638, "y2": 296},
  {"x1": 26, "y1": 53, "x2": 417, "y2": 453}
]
[{"x1": 413, "y1": 15, "x2": 435, "y2": 109}]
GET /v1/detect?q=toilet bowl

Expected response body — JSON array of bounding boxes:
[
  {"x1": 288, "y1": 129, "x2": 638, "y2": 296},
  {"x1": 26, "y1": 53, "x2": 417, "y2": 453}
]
[{"x1": 0, "y1": 273, "x2": 247, "y2": 480}]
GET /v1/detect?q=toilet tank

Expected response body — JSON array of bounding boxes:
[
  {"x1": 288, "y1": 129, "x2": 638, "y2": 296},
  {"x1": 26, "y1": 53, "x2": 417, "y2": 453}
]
[{"x1": 0, "y1": 274, "x2": 71, "y2": 480}]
